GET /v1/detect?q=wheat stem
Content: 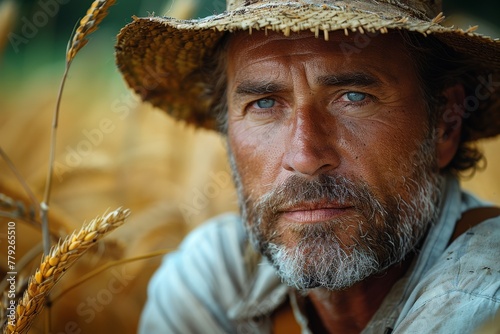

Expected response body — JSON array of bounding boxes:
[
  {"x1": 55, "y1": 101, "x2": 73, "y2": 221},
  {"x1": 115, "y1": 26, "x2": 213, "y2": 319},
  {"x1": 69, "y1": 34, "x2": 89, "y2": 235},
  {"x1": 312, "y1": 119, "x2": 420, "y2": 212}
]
[
  {"x1": 40, "y1": 61, "x2": 70, "y2": 256},
  {"x1": 40, "y1": 0, "x2": 116, "y2": 257},
  {"x1": 0, "y1": 147, "x2": 39, "y2": 218},
  {"x1": 42, "y1": 62, "x2": 70, "y2": 202},
  {"x1": 51, "y1": 248, "x2": 172, "y2": 303}
]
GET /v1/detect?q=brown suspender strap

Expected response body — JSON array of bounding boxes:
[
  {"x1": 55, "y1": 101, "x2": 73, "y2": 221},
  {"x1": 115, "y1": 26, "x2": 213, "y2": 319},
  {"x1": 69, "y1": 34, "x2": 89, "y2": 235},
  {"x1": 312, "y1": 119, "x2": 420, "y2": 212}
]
[
  {"x1": 271, "y1": 297, "x2": 301, "y2": 334},
  {"x1": 449, "y1": 206, "x2": 500, "y2": 244}
]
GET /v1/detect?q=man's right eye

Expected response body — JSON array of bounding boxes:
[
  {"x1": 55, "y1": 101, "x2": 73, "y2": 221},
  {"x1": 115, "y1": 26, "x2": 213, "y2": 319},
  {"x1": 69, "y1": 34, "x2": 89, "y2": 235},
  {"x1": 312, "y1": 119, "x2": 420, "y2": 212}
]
[
  {"x1": 245, "y1": 97, "x2": 285, "y2": 122},
  {"x1": 254, "y1": 98, "x2": 276, "y2": 109}
]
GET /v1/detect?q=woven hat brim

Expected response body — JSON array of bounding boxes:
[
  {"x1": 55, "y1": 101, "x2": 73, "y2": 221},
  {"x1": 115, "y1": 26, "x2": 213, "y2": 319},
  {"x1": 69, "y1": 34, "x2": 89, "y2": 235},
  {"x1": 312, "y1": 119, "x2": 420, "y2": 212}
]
[{"x1": 115, "y1": 2, "x2": 500, "y2": 138}]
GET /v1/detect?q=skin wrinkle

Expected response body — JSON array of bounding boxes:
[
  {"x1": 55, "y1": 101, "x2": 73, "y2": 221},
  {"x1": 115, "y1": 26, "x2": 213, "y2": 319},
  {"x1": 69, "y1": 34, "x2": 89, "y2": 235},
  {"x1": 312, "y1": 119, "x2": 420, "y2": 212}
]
[
  {"x1": 209, "y1": 31, "x2": 482, "y2": 173},
  {"x1": 229, "y1": 144, "x2": 442, "y2": 289},
  {"x1": 222, "y1": 29, "x2": 465, "y2": 332}
]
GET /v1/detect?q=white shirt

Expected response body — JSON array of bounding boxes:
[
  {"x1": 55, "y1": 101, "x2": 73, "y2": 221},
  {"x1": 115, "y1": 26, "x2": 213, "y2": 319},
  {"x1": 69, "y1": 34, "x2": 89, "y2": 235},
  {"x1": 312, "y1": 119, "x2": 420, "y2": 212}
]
[{"x1": 139, "y1": 176, "x2": 500, "y2": 333}]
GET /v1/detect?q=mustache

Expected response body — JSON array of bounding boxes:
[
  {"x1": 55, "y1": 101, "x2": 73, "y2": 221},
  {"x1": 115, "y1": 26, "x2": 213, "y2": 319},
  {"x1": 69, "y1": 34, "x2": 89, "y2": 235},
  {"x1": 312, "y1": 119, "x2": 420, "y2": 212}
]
[{"x1": 254, "y1": 174, "x2": 386, "y2": 221}]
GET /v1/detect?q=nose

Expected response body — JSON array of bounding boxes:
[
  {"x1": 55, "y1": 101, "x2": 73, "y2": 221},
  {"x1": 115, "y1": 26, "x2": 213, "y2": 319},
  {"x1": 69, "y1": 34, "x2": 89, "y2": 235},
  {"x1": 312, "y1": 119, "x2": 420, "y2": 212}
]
[{"x1": 281, "y1": 109, "x2": 340, "y2": 177}]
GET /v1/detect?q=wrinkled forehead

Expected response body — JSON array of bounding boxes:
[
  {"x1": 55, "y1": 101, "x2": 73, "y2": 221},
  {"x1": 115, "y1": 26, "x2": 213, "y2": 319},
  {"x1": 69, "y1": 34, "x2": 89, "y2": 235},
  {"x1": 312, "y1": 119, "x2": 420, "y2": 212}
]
[
  {"x1": 227, "y1": 29, "x2": 410, "y2": 60},
  {"x1": 226, "y1": 30, "x2": 414, "y2": 79}
]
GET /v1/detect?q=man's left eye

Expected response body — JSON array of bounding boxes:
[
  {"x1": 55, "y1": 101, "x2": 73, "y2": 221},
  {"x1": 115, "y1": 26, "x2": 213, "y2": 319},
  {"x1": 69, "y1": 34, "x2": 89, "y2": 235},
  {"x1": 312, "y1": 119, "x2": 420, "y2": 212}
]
[
  {"x1": 254, "y1": 98, "x2": 276, "y2": 109},
  {"x1": 343, "y1": 92, "x2": 367, "y2": 102}
]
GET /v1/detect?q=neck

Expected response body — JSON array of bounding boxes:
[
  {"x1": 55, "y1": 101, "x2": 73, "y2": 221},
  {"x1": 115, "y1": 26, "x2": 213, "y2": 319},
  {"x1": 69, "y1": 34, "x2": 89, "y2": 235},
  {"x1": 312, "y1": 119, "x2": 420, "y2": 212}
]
[{"x1": 307, "y1": 256, "x2": 414, "y2": 333}]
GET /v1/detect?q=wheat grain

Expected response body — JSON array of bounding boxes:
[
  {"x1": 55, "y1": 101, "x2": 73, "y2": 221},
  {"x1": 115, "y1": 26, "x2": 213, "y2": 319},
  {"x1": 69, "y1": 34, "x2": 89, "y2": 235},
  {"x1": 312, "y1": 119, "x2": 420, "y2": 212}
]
[
  {"x1": 3, "y1": 207, "x2": 130, "y2": 334},
  {"x1": 66, "y1": 0, "x2": 116, "y2": 63}
]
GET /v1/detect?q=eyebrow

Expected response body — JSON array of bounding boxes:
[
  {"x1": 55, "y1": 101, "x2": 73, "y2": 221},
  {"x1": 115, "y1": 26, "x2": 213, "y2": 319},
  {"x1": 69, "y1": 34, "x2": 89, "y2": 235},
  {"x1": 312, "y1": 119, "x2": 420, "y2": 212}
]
[
  {"x1": 233, "y1": 72, "x2": 382, "y2": 98},
  {"x1": 235, "y1": 81, "x2": 286, "y2": 96},
  {"x1": 316, "y1": 73, "x2": 381, "y2": 88}
]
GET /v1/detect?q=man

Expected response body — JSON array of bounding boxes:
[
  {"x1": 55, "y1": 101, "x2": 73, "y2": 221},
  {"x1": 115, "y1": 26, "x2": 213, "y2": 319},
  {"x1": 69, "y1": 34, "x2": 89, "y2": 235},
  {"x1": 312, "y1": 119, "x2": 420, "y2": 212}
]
[{"x1": 115, "y1": 0, "x2": 500, "y2": 333}]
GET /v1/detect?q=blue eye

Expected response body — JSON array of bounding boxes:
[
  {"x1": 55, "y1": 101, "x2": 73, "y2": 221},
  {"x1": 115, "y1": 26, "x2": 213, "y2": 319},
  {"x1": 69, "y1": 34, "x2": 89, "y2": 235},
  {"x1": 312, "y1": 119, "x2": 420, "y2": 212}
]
[
  {"x1": 256, "y1": 98, "x2": 275, "y2": 108},
  {"x1": 345, "y1": 92, "x2": 366, "y2": 102}
]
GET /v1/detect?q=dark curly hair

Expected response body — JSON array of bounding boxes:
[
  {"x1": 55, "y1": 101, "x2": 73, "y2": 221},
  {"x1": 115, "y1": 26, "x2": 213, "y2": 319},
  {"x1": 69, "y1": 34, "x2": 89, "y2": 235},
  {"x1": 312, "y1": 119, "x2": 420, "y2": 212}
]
[
  {"x1": 202, "y1": 30, "x2": 491, "y2": 176},
  {"x1": 400, "y1": 31, "x2": 489, "y2": 177}
]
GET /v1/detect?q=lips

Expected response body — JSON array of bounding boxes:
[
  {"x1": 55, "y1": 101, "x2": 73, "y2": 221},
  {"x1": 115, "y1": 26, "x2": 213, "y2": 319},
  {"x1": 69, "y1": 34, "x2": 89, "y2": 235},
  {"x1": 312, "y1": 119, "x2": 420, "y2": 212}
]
[{"x1": 279, "y1": 202, "x2": 354, "y2": 223}]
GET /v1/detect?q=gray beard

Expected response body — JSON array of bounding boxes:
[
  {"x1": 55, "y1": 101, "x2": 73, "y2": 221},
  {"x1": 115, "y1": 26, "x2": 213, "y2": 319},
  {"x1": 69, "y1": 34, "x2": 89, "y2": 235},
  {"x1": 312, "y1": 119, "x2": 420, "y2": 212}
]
[{"x1": 227, "y1": 138, "x2": 443, "y2": 291}]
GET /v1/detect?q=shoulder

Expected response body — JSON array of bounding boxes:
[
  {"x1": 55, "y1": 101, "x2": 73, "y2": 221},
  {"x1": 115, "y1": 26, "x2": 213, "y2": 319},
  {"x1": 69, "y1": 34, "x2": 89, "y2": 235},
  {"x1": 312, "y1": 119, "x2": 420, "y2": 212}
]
[
  {"x1": 396, "y1": 215, "x2": 500, "y2": 333},
  {"x1": 139, "y1": 213, "x2": 283, "y2": 333},
  {"x1": 433, "y1": 215, "x2": 500, "y2": 297},
  {"x1": 156, "y1": 211, "x2": 250, "y2": 295},
  {"x1": 179, "y1": 212, "x2": 247, "y2": 254},
  {"x1": 445, "y1": 215, "x2": 500, "y2": 294},
  {"x1": 139, "y1": 213, "x2": 248, "y2": 333}
]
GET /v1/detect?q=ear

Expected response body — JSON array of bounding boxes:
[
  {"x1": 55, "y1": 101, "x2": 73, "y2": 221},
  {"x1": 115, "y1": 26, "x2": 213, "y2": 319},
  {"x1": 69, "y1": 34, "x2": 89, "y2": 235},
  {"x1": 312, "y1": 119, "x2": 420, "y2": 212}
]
[{"x1": 435, "y1": 84, "x2": 465, "y2": 169}]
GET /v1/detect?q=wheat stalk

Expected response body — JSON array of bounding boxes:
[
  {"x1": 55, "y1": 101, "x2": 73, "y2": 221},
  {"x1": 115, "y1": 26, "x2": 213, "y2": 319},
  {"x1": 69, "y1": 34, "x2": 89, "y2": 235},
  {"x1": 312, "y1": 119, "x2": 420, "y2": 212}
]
[
  {"x1": 3, "y1": 207, "x2": 130, "y2": 334},
  {"x1": 51, "y1": 248, "x2": 172, "y2": 303},
  {"x1": 0, "y1": 147, "x2": 39, "y2": 225},
  {"x1": 66, "y1": 0, "x2": 117, "y2": 63},
  {"x1": 41, "y1": 0, "x2": 117, "y2": 256}
]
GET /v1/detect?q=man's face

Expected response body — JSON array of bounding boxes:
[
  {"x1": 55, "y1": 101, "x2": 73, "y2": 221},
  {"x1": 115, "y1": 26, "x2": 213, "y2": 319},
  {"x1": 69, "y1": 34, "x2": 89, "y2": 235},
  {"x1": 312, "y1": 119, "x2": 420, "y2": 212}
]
[{"x1": 226, "y1": 30, "x2": 443, "y2": 290}]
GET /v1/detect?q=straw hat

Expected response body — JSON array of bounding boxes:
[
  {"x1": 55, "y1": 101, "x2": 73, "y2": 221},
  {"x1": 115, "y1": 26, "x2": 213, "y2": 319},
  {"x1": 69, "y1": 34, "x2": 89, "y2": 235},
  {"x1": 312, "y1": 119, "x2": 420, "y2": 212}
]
[{"x1": 115, "y1": 0, "x2": 500, "y2": 138}]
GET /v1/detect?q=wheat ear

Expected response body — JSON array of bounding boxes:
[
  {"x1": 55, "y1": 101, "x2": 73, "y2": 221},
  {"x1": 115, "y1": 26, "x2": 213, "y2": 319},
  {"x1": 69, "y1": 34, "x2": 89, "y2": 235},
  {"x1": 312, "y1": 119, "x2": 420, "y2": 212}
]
[
  {"x1": 66, "y1": 0, "x2": 116, "y2": 63},
  {"x1": 41, "y1": 0, "x2": 117, "y2": 256},
  {"x1": 4, "y1": 207, "x2": 130, "y2": 334}
]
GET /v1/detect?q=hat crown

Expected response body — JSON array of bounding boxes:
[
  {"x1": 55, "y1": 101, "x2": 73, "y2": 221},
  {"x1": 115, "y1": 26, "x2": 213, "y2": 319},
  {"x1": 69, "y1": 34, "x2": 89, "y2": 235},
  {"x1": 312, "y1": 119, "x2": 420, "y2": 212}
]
[{"x1": 226, "y1": 0, "x2": 442, "y2": 19}]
